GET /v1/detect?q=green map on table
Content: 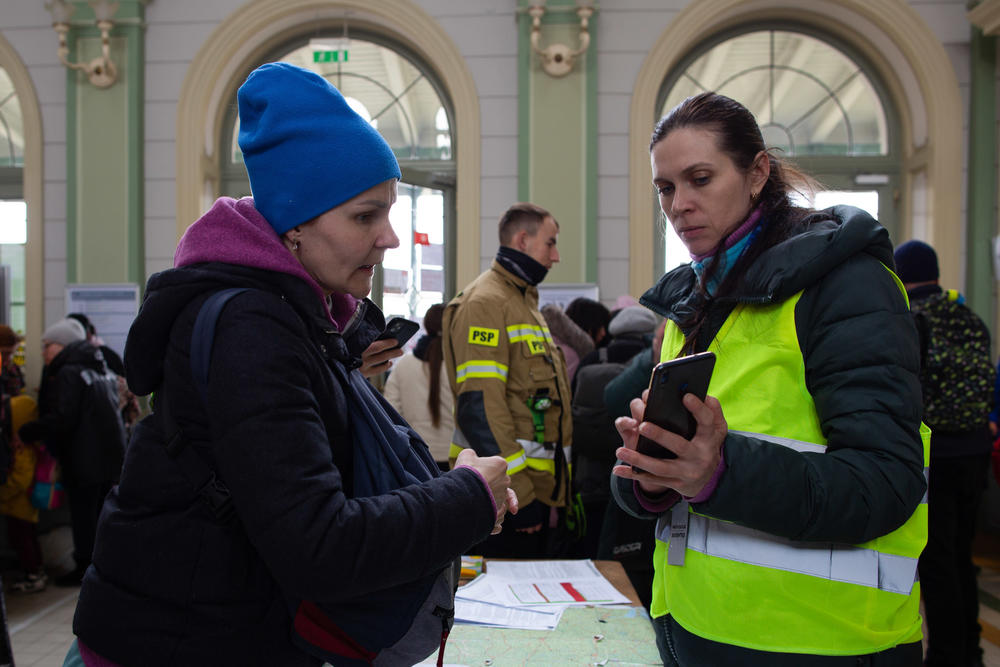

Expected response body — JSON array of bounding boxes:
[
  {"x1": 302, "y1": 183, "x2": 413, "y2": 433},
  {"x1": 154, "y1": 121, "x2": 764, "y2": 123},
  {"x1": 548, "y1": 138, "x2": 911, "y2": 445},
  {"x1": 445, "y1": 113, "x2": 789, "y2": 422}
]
[{"x1": 439, "y1": 605, "x2": 661, "y2": 666}]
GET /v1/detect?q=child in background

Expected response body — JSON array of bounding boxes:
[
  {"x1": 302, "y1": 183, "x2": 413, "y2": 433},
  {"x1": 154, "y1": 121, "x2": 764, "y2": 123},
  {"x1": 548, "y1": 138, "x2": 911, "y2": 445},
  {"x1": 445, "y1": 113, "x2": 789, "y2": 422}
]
[
  {"x1": 0, "y1": 326, "x2": 25, "y2": 398},
  {"x1": 1, "y1": 395, "x2": 47, "y2": 593}
]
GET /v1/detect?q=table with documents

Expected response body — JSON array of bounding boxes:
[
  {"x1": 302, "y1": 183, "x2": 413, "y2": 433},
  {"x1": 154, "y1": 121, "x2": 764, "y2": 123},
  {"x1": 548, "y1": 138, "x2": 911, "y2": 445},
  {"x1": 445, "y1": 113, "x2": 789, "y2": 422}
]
[{"x1": 435, "y1": 560, "x2": 660, "y2": 666}]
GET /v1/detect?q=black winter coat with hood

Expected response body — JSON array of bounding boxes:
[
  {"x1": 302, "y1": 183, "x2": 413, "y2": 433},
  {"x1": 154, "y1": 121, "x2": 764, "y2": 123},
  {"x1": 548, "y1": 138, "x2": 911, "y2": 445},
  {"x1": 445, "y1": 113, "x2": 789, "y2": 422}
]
[
  {"x1": 612, "y1": 206, "x2": 926, "y2": 546},
  {"x1": 73, "y1": 197, "x2": 496, "y2": 666},
  {"x1": 27, "y1": 339, "x2": 125, "y2": 488}
]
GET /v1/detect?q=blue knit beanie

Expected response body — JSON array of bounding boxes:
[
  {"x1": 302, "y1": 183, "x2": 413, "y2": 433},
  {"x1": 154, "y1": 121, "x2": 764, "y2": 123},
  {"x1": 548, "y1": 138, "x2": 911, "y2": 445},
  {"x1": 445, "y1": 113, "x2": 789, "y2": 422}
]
[
  {"x1": 893, "y1": 239, "x2": 939, "y2": 283},
  {"x1": 237, "y1": 62, "x2": 401, "y2": 235}
]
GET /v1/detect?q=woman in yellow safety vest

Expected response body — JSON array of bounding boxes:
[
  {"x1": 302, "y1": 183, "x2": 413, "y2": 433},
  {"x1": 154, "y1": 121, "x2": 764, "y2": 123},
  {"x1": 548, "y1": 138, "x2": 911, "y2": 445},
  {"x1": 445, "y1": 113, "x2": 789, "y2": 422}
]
[{"x1": 610, "y1": 92, "x2": 927, "y2": 665}]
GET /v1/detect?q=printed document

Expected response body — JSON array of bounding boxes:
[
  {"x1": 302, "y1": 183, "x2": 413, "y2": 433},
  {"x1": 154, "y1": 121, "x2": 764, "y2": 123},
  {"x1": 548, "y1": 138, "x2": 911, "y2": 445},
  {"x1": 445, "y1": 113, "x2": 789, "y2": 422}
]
[{"x1": 454, "y1": 559, "x2": 631, "y2": 628}]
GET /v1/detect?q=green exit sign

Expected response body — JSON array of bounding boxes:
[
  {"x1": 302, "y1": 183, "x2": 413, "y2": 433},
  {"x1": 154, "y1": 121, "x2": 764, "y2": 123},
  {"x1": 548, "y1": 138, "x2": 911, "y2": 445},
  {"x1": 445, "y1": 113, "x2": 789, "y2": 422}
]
[{"x1": 313, "y1": 49, "x2": 349, "y2": 63}]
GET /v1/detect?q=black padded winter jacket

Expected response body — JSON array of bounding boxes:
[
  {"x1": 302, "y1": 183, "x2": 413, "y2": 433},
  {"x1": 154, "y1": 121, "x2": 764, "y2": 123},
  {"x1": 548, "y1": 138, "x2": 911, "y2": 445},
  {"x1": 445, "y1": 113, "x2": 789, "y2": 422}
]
[
  {"x1": 612, "y1": 206, "x2": 926, "y2": 546},
  {"x1": 74, "y1": 263, "x2": 495, "y2": 666}
]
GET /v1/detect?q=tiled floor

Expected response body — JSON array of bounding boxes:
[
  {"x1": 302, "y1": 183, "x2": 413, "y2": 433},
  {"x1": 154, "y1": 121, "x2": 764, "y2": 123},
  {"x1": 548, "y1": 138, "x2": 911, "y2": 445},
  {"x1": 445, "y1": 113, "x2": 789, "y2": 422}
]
[
  {"x1": 2, "y1": 525, "x2": 77, "y2": 666},
  {"x1": 974, "y1": 532, "x2": 1000, "y2": 667},
  {"x1": 3, "y1": 529, "x2": 1000, "y2": 666},
  {"x1": 5, "y1": 586, "x2": 77, "y2": 666}
]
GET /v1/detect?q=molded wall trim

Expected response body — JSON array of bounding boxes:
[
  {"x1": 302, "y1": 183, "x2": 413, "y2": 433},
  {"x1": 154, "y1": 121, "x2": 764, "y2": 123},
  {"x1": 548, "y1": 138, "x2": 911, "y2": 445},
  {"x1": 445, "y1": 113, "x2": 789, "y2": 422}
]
[
  {"x1": 175, "y1": 0, "x2": 482, "y2": 288},
  {"x1": 628, "y1": 0, "x2": 963, "y2": 295}
]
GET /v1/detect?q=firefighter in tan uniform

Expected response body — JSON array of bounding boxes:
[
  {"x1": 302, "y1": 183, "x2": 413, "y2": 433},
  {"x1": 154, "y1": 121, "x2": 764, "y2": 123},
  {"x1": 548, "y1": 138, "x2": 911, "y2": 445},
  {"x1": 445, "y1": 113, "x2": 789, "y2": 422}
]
[{"x1": 443, "y1": 203, "x2": 573, "y2": 557}]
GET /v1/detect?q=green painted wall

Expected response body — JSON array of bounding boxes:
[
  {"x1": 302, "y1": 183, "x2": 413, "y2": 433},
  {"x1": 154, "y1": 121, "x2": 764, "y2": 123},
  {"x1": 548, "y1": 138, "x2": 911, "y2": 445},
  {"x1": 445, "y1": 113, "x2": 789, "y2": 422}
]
[
  {"x1": 75, "y1": 37, "x2": 129, "y2": 282},
  {"x1": 966, "y1": 26, "x2": 996, "y2": 325},
  {"x1": 65, "y1": 1, "x2": 145, "y2": 287},
  {"x1": 519, "y1": 1, "x2": 597, "y2": 286}
]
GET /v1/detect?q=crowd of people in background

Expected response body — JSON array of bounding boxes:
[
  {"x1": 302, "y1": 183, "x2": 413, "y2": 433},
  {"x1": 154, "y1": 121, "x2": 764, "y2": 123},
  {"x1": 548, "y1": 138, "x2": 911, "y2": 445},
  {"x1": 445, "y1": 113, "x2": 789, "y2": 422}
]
[
  {"x1": 380, "y1": 93, "x2": 997, "y2": 666},
  {"x1": 0, "y1": 315, "x2": 127, "y2": 594},
  {"x1": 0, "y1": 74, "x2": 993, "y2": 667}
]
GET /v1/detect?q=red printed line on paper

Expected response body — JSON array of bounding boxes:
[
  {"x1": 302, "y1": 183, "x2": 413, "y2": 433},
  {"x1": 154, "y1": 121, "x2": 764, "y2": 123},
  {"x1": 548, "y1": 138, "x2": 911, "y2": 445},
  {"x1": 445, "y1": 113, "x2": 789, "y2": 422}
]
[
  {"x1": 533, "y1": 583, "x2": 549, "y2": 602},
  {"x1": 561, "y1": 582, "x2": 585, "y2": 602}
]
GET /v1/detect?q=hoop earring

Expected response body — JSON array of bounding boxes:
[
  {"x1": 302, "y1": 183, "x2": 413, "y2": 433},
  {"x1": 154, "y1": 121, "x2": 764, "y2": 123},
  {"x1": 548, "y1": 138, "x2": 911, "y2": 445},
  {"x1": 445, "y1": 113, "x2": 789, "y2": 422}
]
[{"x1": 292, "y1": 241, "x2": 300, "y2": 251}]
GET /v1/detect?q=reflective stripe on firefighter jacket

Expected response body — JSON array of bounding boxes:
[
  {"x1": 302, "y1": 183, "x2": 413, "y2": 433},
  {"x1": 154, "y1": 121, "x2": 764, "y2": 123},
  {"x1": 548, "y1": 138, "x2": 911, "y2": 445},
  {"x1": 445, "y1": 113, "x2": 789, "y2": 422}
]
[
  {"x1": 443, "y1": 260, "x2": 572, "y2": 507},
  {"x1": 650, "y1": 275, "x2": 929, "y2": 656}
]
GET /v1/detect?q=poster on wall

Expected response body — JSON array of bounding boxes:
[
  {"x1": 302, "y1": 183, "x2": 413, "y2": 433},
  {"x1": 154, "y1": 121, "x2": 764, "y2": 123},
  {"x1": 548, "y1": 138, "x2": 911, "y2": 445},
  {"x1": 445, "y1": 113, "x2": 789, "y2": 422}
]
[
  {"x1": 65, "y1": 284, "x2": 140, "y2": 361},
  {"x1": 537, "y1": 284, "x2": 600, "y2": 311}
]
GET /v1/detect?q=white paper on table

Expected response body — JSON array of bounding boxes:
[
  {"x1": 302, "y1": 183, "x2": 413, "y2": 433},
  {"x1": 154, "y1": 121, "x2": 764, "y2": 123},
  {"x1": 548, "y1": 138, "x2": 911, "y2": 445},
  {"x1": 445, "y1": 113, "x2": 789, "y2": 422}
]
[
  {"x1": 456, "y1": 560, "x2": 630, "y2": 607},
  {"x1": 454, "y1": 598, "x2": 564, "y2": 630},
  {"x1": 455, "y1": 572, "x2": 494, "y2": 598}
]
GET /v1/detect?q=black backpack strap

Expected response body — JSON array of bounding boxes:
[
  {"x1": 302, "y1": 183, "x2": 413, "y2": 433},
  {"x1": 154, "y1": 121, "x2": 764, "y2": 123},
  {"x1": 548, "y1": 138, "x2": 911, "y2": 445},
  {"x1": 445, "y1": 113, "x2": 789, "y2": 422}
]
[
  {"x1": 160, "y1": 287, "x2": 250, "y2": 523},
  {"x1": 190, "y1": 288, "x2": 250, "y2": 403}
]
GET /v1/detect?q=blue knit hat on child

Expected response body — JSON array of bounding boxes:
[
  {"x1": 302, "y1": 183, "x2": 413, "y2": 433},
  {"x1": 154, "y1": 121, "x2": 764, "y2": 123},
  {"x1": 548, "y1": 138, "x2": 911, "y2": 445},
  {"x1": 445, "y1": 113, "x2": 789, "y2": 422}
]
[{"x1": 237, "y1": 62, "x2": 401, "y2": 236}]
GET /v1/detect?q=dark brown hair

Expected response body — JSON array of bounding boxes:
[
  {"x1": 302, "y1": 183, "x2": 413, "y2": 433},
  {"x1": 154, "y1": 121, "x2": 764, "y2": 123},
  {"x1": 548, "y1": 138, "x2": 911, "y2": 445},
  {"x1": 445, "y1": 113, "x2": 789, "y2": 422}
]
[
  {"x1": 650, "y1": 92, "x2": 817, "y2": 354},
  {"x1": 0, "y1": 325, "x2": 21, "y2": 348},
  {"x1": 422, "y1": 303, "x2": 446, "y2": 427},
  {"x1": 498, "y1": 202, "x2": 558, "y2": 246},
  {"x1": 565, "y1": 297, "x2": 611, "y2": 344}
]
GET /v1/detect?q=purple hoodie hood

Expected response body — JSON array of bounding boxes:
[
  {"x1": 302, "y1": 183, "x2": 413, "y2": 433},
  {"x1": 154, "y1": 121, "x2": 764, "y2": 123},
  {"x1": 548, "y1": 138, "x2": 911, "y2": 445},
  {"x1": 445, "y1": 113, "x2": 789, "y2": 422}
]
[{"x1": 173, "y1": 197, "x2": 359, "y2": 330}]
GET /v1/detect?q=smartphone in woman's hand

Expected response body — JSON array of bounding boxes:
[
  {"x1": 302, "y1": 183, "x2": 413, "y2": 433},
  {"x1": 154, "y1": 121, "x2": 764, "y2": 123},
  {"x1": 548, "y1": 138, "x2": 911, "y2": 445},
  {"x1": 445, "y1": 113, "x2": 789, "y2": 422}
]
[{"x1": 634, "y1": 351, "x2": 716, "y2": 463}]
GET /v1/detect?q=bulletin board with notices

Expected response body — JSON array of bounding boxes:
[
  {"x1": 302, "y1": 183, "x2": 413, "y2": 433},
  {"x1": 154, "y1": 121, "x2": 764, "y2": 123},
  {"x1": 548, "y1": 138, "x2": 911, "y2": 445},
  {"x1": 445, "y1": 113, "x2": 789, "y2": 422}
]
[{"x1": 64, "y1": 284, "x2": 140, "y2": 361}]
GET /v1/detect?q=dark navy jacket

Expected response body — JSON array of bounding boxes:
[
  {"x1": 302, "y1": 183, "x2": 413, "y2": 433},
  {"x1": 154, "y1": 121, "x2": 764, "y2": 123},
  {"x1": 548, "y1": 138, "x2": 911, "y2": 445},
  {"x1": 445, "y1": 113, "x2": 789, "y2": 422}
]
[
  {"x1": 29, "y1": 340, "x2": 125, "y2": 488},
  {"x1": 74, "y1": 198, "x2": 495, "y2": 666}
]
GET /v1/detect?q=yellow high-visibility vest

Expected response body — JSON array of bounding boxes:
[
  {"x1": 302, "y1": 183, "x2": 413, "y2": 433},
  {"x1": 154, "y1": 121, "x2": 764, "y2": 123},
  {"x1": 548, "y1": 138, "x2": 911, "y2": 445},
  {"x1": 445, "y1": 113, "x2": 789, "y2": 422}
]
[{"x1": 652, "y1": 278, "x2": 928, "y2": 655}]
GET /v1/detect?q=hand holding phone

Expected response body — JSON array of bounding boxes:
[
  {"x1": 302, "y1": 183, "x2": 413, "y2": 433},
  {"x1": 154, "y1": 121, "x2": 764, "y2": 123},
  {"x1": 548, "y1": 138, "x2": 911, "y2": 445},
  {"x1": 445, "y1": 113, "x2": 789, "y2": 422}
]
[
  {"x1": 635, "y1": 351, "x2": 716, "y2": 462},
  {"x1": 375, "y1": 317, "x2": 420, "y2": 350}
]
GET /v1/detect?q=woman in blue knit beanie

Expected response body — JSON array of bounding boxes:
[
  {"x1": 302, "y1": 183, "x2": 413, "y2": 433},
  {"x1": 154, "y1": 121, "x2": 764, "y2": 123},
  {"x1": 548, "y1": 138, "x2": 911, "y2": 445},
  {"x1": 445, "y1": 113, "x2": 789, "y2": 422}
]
[{"x1": 69, "y1": 62, "x2": 516, "y2": 667}]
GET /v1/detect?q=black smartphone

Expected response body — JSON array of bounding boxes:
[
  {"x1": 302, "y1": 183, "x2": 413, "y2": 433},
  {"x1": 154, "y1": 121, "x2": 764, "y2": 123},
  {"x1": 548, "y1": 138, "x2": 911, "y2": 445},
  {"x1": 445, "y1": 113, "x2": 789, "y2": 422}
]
[
  {"x1": 635, "y1": 351, "x2": 716, "y2": 462},
  {"x1": 375, "y1": 317, "x2": 420, "y2": 350}
]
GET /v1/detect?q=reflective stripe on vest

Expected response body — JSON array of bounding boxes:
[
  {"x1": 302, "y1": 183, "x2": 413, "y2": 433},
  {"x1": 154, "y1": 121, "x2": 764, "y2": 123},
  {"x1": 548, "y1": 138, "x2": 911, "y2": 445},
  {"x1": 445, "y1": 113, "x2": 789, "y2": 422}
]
[
  {"x1": 506, "y1": 324, "x2": 545, "y2": 344},
  {"x1": 516, "y1": 438, "x2": 571, "y2": 475},
  {"x1": 448, "y1": 436, "x2": 567, "y2": 475},
  {"x1": 650, "y1": 271, "x2": 927, "y2": 654},
  {"x1": 656, "y1": 512, "x2": 918, "y2": 595},
  {"x1": 449, "y1": 435, "x2": 526, "y2": 473},
  {"x1": 655, "y1": 431, "x2": 924, "y2": 596},
  {"x1": 455, "y1": 360, "x2": 508, "y2": 383}
]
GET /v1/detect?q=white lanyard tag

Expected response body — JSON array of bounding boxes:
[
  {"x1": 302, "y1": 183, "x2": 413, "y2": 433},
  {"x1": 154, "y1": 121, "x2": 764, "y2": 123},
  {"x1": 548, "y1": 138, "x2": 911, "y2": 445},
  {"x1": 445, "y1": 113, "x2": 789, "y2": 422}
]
[{"x1": 667, "y1": 500, "x2": 689, "y2": 566}]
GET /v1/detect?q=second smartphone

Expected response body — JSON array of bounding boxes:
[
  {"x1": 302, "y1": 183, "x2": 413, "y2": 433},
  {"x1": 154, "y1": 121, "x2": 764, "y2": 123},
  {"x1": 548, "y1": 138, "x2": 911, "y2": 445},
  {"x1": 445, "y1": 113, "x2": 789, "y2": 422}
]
[{"x1": 375, "y1": 317, "x2": 421, "y2": 350}]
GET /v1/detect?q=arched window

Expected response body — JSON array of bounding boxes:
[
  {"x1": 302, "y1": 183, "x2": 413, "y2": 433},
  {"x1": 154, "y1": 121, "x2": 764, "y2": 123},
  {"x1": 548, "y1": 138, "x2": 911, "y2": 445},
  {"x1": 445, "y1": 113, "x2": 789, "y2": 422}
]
[
  {"x1": 220, "y1": 32, "x2": 456, "y2": 321},
  {"x1": 657, "y1": 27, "x2": 900, "y2": 270},
  {"x1": 0, "y1": 66, "x2": 26, "y2": 335}
]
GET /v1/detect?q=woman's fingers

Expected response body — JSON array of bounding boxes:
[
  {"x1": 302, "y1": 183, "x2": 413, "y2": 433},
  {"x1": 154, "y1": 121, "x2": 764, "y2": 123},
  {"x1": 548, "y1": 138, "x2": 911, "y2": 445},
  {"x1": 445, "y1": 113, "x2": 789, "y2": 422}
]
[
  {"x1": 506, "y1": 487, "x2": 519, "y2": 515},
  {"x1": 359, "y1": 339, "x2": 405, "y2": 378},
  {"x1": 616, "y1": 420, "x2": 682, "y2": 466},
  {"x1": 614, "y1": 416, "x2": 639, "y2": 450},
  {"x1": 455, "y1": 451, "x2": 514, "y2": 524},
  {"x1": 683, "y1": 394, "x2": 728, "y2": 446},
  {"x1": 611, "y1": 393, "x2": 728, "y2": 498},
  {"x1": 492, "y1": 489, "x2": 519, "y2": 534}
]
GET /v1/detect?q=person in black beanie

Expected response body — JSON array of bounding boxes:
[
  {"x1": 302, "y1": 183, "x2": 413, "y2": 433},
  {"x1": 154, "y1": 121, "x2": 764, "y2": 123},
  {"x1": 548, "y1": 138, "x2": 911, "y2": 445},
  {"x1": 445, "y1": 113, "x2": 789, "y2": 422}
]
[
  {"x1": 894, "y1": 239, "x2": 994, "y2": 667},
  {"x1": 443, "y1": 202, "x2": 573, "y2": 558}
]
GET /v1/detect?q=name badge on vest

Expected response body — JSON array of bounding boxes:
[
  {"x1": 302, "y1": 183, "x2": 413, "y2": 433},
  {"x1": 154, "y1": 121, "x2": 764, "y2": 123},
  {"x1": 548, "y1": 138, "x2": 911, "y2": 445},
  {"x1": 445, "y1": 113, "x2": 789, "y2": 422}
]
[{"x1": 667, "y1": 500, "x2": 689, "y2": 566}]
